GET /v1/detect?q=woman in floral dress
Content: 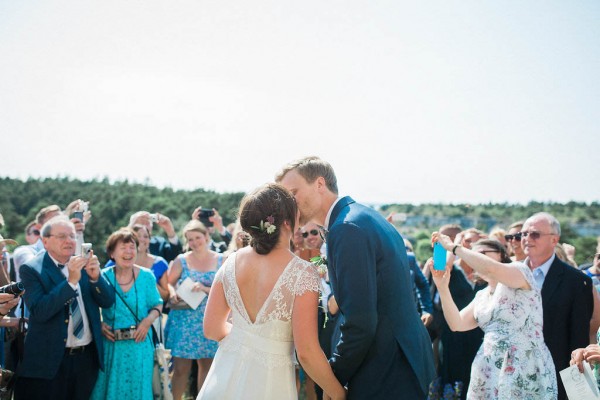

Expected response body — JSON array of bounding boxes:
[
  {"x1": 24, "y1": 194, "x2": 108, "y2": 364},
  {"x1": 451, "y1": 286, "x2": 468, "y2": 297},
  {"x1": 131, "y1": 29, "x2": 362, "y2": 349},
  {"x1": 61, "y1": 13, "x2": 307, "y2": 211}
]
[
  {"x1": 165, "y1": 220, "x2": 223, "y2": 400},
  {"x1": 430, "y1": 235, "x2": 557, "y2": 399}
]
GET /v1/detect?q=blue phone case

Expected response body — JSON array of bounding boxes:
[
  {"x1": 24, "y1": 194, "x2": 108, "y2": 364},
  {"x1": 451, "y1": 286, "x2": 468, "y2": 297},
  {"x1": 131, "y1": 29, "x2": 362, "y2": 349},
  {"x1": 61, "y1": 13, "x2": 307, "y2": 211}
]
[{"x1": 433, "y1": 243, "x2": 447, "y2": 271}]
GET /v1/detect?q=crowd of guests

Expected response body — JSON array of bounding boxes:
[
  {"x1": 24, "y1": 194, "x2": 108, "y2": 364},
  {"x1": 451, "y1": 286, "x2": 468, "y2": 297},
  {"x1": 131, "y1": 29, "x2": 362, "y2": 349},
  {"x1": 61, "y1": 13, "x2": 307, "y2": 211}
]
[{"x1": 0, "y1": 198, "x2": 599, "y2": 400}]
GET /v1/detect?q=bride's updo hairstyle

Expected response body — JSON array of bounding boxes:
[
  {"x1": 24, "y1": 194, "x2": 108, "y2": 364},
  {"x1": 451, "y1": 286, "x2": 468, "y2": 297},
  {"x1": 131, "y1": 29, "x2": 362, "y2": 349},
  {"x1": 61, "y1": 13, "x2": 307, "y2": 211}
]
[{"x1": 239, "y1": 183, "x2": 297, "y2": 255}]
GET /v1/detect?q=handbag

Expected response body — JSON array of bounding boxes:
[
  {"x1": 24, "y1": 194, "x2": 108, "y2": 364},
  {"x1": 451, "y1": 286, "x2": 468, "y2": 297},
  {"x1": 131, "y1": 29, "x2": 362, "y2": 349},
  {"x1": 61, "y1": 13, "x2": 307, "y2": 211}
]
[{"x1": 151, "y1": 318, "x2": 173, "y2": 400}]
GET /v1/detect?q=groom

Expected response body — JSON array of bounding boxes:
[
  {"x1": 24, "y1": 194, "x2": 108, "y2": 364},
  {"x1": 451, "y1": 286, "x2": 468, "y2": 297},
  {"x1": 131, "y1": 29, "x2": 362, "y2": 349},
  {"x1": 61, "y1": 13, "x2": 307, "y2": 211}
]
[{"x1": 277, "y1": 156, "x2": 435, "y2": 399}]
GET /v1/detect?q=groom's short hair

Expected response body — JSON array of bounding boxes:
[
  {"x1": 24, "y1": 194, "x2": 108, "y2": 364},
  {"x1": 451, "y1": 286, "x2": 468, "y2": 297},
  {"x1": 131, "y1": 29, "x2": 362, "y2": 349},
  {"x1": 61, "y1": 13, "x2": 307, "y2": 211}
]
[{"x1": 276, "y1": 156, "x2": 338, "y2": 194}]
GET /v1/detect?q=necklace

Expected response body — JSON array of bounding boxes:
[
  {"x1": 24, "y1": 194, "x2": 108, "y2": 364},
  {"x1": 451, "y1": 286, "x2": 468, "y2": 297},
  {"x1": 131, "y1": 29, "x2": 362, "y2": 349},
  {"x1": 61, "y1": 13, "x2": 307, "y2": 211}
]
[{"x1": 116, "y1": 267, "x2": 135, "y2": 286}]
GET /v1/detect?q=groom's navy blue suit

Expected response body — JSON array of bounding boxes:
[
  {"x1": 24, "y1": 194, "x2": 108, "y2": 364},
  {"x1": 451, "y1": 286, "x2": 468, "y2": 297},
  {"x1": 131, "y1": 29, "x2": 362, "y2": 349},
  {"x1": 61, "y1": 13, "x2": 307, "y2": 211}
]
[{"x1": 327, "y1": 197, "x2": 435, "y2": 399}]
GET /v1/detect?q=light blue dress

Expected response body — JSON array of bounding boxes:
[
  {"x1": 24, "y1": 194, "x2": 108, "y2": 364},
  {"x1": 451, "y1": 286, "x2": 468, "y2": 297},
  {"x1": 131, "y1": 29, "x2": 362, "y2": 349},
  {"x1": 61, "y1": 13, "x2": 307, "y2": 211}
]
[
  {"x1": 165, "y1": 254, "x2": 221, "y2": 359},
  {"x1": 91, "y1": 267, "x2": 162, "y2": 400}
]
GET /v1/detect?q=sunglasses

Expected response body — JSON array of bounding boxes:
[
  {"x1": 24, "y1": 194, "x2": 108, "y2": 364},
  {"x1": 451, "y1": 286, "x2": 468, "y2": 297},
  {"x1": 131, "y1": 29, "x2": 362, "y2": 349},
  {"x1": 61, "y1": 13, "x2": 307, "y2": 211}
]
[
  {"x1": 520, "y1": 231, "x2": 555, "y2": 240},
  {"x1": 302, "y1": 229, "x2": 319, "y2": 238},
  {"x1": 28, "y1": 229, "x2": 40, "y2": 236},
  {"x1": 504, "y1": 233, "x2": 522, "y2": 242}
]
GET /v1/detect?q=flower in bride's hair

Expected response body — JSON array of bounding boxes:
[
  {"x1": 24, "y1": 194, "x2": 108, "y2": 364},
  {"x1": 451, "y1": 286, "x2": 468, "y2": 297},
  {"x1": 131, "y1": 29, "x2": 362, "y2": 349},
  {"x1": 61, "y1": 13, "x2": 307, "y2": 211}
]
[{"x1": 252, "y1": 215, "x2": 277, "y2": 235}]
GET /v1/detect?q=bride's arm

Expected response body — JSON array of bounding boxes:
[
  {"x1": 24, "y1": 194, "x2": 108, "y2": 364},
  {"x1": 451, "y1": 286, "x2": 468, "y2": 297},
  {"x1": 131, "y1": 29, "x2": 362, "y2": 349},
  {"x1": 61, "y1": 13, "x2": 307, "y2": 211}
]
[
  {"x1": 203, "y1": 280, "x2": 232, "y2": 341},
  {"x1": 293, "y1": 291, "x2": 346, "y2": 400}
]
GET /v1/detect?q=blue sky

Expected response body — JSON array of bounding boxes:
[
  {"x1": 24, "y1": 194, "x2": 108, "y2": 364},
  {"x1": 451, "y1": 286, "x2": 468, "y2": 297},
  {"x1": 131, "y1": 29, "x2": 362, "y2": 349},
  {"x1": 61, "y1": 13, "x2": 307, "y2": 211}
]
[{"x1": 1, "y1": 1, "x2": 598, "y2": 205}]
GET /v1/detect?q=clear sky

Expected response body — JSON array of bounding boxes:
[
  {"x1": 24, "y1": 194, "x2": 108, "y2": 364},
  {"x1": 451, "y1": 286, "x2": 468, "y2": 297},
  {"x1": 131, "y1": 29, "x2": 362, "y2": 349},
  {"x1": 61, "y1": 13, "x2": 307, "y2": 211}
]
[{"x1": 1, "y1": 1, "x2": 598, "y2": 205}]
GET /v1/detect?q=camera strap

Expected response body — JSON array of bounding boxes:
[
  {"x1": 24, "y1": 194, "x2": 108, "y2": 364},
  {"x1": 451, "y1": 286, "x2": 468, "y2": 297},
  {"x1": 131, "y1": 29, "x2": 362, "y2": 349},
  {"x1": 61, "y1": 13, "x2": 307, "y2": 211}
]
[{"x1": 106, "y1": 267, "x2": 160, "y2": 345}]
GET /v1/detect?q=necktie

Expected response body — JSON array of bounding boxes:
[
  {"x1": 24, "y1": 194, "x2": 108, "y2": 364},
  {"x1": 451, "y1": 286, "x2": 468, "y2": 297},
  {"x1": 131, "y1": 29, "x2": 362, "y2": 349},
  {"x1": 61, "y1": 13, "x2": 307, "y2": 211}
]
[
  {"x1": 61, "y1": 264, "x2": 84, "y2": 339},
  {"x1": 70, "y1": 296, "x2": 84, "y2": 339}
]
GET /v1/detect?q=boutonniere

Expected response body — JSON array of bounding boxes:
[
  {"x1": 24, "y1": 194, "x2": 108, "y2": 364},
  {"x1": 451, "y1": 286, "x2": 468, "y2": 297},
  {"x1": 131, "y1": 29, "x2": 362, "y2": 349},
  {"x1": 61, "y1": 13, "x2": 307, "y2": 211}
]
[{"x1": 310, "y1": 255, "x2": 328, "y2": 276}]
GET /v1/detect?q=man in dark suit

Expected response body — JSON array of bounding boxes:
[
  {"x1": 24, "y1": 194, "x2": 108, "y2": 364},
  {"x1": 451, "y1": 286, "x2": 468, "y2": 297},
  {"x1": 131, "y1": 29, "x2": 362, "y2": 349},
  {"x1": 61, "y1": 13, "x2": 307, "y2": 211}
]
[
  {"x1": 15, "y1": 216, "x2": 115, "y2": 400},
  {"x1": 521, "y1": 212, "x2": 593, "y2": 400},
  {"x1": 277, "y1": 156, "x2": 435, "y2": 399}
]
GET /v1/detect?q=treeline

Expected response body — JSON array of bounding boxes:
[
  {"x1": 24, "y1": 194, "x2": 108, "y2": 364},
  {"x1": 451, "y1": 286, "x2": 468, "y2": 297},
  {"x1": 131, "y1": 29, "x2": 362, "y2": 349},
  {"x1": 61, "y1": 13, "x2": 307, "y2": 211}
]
[
  {"x1": 0, "y1": 177, "x2": 244, "y2": 263},
  {"x1": 0, "y1": 177, "x2": 598, "y2": 265}
]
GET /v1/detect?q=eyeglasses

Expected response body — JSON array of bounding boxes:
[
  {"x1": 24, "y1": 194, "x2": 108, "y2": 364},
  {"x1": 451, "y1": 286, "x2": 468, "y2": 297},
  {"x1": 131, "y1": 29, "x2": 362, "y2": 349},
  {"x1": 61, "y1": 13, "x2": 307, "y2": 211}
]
[
  {"x1": 520, "y1": 231, "x2": 556, "y2": 240},
  {"x1": 302, "y1": 229, "x2": 319, "y2": 238},
  {"x1": 48, "y1": 233, "x2": 76, "y2": 241},
  {"x1": 504, "y1": 233, "x2": 522, "y2": 242},
  {"x1": 28, "y1": 229, "x2": 40, "y2": 236}
]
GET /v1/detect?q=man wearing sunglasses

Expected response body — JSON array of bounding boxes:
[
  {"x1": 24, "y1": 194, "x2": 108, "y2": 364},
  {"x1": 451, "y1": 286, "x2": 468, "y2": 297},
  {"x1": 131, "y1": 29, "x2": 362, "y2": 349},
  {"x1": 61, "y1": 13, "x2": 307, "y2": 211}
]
[{"x1": 521, "y1": 212, "x2": 593, "y2": 400}]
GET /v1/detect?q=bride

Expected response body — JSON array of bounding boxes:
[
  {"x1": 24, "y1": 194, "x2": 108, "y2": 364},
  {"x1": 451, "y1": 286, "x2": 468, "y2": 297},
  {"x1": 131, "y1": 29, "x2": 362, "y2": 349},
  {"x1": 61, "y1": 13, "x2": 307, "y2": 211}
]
[{"x1": 197, "y1": 183, "x2": 346, "y2": 400}]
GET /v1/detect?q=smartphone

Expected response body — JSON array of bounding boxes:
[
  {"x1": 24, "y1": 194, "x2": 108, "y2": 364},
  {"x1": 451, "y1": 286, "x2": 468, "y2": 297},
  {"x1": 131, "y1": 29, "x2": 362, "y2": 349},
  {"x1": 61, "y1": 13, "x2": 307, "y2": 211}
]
[
  {"x1": 72, "y1": 211, "x2": 84, "y2": 221},
  {"x1": 433, "y1": 243, "x2": 447, "y2": 271},
  {"x1": 198, "y1": 209, "x2": 215, "y2": 227}
]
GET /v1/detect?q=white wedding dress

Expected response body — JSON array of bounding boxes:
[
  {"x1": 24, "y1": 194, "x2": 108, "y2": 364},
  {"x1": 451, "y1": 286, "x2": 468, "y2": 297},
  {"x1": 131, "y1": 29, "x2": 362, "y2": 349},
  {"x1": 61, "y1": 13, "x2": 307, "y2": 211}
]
[{"x1": 197, "y1": 252, "x2": 321, "y2": 400}]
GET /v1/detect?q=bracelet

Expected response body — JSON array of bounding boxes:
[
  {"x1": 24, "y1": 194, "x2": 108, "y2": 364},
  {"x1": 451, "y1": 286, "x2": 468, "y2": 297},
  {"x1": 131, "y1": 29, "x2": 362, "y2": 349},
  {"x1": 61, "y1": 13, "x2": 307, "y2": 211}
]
[
  {"x1": 149, "y1": 307, "x2": 161, "y2": 317},
  {"x1": 452, "y1": 245, "x2": 460, "y2": 255}
]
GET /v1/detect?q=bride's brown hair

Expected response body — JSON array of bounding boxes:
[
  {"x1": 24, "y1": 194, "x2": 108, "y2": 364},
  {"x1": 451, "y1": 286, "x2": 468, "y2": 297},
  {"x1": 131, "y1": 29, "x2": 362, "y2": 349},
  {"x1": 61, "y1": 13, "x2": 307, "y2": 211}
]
[{"x1": 239, "y1": 183, "x2": 297, "y2": 255}]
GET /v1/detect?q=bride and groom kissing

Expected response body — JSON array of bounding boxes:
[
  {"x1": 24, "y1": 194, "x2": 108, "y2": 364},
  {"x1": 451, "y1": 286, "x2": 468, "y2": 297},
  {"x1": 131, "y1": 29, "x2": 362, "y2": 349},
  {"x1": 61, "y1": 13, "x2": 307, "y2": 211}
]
[{"x1": 197, "y1": 156, "x2": 435, "y2": 400}]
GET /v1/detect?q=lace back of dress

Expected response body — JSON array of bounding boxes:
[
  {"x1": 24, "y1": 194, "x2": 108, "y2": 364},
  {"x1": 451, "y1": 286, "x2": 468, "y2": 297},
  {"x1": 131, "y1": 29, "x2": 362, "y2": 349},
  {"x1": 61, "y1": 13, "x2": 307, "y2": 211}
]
[{"x1": 217, "y1": 253, "x2": 321, "y2": 326}]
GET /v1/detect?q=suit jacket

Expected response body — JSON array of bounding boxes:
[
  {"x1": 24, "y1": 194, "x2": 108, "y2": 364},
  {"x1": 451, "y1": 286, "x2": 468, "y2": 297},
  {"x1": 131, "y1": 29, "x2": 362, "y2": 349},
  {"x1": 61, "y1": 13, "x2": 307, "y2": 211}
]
[
  {"x1": 19, "y1": 251, "x2": 115, "y2": 379},
  {"x1": 327, "y1": 197, "x2": 435, "y2": 398},
  {"x1": 149, "y1": 235, "x2": 183, "y2": 263},
  {"x1": 541, "y1": 256, "x2": 593, "y2": 400}
]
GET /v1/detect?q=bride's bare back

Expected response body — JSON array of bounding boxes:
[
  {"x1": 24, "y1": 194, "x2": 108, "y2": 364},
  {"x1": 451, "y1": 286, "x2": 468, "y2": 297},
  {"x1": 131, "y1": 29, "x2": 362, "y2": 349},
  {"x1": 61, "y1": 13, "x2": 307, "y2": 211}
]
[{"x1": 234, "y1": 246, "x2": 295, "y2": 323}]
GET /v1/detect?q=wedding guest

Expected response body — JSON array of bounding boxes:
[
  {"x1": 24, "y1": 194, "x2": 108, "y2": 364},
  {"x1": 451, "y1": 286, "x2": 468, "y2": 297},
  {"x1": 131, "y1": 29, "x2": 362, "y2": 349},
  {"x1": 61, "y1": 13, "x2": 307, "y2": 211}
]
[
  {"x1": 584, "y1": 246, "x2": 600, "y2": 292},
  {"x1": 15, "y1": 216, "x2": 115, "y2": 400},
  {"x1": 91, "y1": 228, "x2": 163, "y2": 400},
  {"x1": 166, "y1": 220, "x2": 223, "y2": 400},
  {"x1": 224, "y1": 220, "x2": 250, "y2": 257},
  {"x1": 128, "y1": 211, "x2": 182, "y2": 262},
  {"x1": 431, "y1": 235, "x2": 557, "y2": 398},
  {"x1": 191, "y1": 207, "x2": 232, "y2": 253},
  {"x1": 132, "y1": 224, "x2": 170, "y2": 302},
  {"x1": 24, "y1": 221, "x2": 40, "y2": 245},
  {"x1": 505, "y1": 221, "x2": 526, "y2": 261},
  {"x1": 521, "y1": 212, "x2": 593, "y2": 400}
]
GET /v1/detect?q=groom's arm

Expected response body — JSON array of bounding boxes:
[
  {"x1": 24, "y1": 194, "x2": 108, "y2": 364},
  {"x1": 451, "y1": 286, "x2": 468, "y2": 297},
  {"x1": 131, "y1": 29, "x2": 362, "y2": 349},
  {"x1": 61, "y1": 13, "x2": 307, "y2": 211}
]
[{"x1": 328, "y1": 223, "x2": 377, "y2": 385}]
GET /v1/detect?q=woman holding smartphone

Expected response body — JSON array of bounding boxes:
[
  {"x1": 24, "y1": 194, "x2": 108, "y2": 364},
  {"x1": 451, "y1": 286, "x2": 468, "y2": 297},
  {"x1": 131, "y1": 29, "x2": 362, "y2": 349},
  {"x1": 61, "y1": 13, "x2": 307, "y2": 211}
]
[{"x1": 429, "y1": 233, "x2": 557, "y2": 399}]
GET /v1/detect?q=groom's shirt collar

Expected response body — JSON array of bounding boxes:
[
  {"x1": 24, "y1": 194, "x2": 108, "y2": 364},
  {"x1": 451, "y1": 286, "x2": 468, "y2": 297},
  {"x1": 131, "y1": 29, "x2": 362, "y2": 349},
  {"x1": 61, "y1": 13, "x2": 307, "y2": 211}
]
[{"x1": 324, "y1": 197, "x2": 341, "y2": 231}]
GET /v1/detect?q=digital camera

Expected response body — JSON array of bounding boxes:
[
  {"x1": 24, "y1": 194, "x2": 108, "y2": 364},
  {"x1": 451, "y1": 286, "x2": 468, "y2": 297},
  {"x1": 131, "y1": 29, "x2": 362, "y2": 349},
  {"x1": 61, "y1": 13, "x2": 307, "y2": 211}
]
[
  {"x1": 198, "y1": 209, "x2": 215, "y2": 227},
  {"x1": 0, "y1": 281, "x2": 25, "y2": 296}
]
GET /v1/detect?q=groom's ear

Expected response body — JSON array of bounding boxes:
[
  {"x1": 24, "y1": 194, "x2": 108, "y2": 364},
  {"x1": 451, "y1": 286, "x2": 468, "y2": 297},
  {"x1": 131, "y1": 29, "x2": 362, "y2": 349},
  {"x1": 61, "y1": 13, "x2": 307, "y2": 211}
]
[{"x1": 315, "y1": 176, "x2": 327, "y2": 192}]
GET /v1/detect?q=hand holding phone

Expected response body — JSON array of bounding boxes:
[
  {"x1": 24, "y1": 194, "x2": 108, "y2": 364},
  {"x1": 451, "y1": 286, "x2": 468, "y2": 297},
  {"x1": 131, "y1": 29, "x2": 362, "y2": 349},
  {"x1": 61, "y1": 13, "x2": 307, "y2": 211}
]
[{"x1": 433, "y1": 242, "x2": 447, "y2": 271}]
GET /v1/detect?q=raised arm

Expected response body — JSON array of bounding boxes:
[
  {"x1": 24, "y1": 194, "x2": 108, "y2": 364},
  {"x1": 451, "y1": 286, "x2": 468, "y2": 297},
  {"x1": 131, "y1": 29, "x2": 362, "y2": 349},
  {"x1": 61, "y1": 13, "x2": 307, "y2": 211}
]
[
  {"x1": 433, "y1": 232, "x2": 530, "y2": 290},
  {"x1": 428, "y1": 258, "x2": 478, "y2": 332}
]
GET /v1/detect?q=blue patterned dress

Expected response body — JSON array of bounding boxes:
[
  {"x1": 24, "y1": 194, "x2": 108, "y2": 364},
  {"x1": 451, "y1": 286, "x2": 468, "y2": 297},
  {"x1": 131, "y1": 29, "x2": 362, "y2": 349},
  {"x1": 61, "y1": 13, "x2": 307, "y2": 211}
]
[
  {"x1": 91, "y1": 267, "x2": 162, "y2": 400},
  {"x1": 165, "y1": 254, "x2": 221, "y2": 359}
]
